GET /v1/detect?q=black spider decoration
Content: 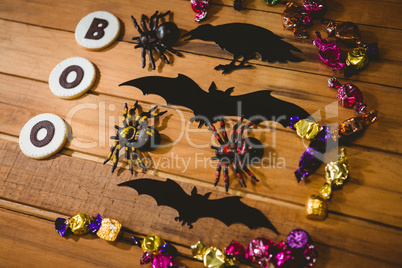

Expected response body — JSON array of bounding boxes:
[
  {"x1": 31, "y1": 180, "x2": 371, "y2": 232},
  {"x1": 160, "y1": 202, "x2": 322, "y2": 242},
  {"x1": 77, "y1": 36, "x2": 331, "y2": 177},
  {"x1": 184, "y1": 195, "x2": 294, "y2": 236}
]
[
  {"x1": 131, "y1": 11, "x2": 182, "y2": 70},
  {"x1": 103, "y1": 101, "x2": 166, "y2": 174},
  {"x1": 209, "y1": 117, "x2": 264, "y2": 192}
]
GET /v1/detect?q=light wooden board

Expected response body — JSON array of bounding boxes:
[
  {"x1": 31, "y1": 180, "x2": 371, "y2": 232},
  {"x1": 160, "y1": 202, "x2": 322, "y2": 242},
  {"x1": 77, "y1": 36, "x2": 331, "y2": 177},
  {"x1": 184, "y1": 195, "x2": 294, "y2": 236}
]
[{"x1": 0, "y1": 0, "x2": 401, "y2": 267}]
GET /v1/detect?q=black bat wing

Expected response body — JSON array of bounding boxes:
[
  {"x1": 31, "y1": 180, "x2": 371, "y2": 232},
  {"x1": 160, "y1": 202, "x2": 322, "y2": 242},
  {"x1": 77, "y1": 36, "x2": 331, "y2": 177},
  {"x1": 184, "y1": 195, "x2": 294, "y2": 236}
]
[
  {"x1": 229, "y1": 90, "x2": 311, "y2": 127},
  {"x1": 202, "y1": 196, "x2": 278, "y2": 234},
  {"x1": 118, "y1": 178, "x2": 191, "y2": 211},
  {"x1": 119, "y1": 74, "x2": 210, "y2": 116}
]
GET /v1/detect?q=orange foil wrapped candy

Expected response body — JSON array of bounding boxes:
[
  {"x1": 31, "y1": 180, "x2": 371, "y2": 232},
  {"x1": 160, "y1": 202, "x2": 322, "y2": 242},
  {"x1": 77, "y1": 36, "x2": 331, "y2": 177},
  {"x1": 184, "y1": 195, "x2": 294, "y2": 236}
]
[
  {"x1": 338, "y1": 110, "x2": 378, "y2": 138},
  {"x1": 323, "y1": 21, "x2": 361, "y2": 46},
  {"x1": 282, "y1": 3, "x2": 312, "y2": 39},
  {"x1": 96, "y1": 218, "x2": 122, "y2": 241}
]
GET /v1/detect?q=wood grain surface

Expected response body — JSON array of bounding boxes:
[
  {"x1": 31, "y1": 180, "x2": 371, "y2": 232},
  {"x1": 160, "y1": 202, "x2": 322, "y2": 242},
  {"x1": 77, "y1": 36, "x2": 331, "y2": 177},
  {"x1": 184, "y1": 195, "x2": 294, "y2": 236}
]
[{"x1": 0, "y1": 0, "x2": 401, "y2": 267}]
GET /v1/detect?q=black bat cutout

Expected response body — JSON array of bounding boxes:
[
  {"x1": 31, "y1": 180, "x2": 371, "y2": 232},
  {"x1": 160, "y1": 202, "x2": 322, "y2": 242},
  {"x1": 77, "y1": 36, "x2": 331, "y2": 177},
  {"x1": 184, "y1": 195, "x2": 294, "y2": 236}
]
[
  {"x1": 120, "y1": 74, "x2": 310, "y2": 128},
  {"x1": 118, "y1": 178, "x2": 278, "y2": 234},
  {"x1": 182, "y1": 23, "x2": 304, "y2": 74}
]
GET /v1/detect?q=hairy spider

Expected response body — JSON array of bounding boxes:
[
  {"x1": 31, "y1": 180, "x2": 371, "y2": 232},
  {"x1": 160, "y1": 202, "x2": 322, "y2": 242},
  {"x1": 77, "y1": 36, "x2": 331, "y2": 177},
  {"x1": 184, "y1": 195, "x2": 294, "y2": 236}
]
[
  {"x1": 104, "y1": 101, "x2": 166, "y2": 174},
  {"x1": 209, "y1": 117, "x2": 264, "y2": 192},
  {"x1": 131, "y1": 10, "x2": 182, "y2": 70}
]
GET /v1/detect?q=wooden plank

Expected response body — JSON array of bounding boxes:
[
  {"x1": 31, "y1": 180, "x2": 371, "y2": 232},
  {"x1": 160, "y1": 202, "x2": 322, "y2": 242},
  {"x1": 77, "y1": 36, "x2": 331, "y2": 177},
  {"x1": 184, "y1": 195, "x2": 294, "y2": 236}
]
[
  {"x1": 0, "y1": 140, "x2": 401, "y2": 267},
  {"x1": 0, "y1": 1, "x2": 401, "y2": 88},
  {"x1": 0, "y1": 19, "x2": 400, "y2": 153},
  {"x1": 0, "y1": 206, "x2": 204, "y2": 268},
  {"x1": 0, "y1": 72, "x2": 401, "y2": 227}
]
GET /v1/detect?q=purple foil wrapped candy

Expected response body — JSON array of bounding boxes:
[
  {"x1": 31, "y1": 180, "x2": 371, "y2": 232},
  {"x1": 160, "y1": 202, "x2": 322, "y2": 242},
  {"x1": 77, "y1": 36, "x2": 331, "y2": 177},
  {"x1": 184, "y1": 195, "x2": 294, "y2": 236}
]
[
  {"x1": 191, "y1": 0, "x2": 210, "y2": 22},
  {"x1": 289, "y1": 115, "x2": 300, "y2": 130},
  {"x1": 287, "y1": 229, "x2": 310, "y2": 249},
  {"x1": 295, "y1": 126, "x2": 335, "y2": 182},
  {"x1": 312, "y1": 32, "x2": 345, "y2": 70},
  {"x1": 55, "y1": 217, "x2": 69, "y2": 237},
  {"x1": 152, "y1": 254, "x2": 177, "y2": 268},
  {"x1": 303, "y1": 0, "x2": 325, "y2": 17},
  {"x1": 225, "y1": 240, "x2": 245, "y2": 260},
  {"x1": 89, "y1": 213, "x2": 102, "y2": 234}
]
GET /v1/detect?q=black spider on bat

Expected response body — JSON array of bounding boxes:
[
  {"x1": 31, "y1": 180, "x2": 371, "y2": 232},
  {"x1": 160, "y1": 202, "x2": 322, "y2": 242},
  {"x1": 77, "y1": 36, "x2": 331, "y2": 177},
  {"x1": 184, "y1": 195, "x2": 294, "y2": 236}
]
[
  {"x1": 209, "y1": 117, "x2": 264, "y2": 192},
  {"x1": 118, "y1": 178, "x2": 278, "y2": 233},
  {"x1": 120, "y1": 74, "x2": 311, "y2": 128},
  {"x1": 131, "y1": 11, "x2": 182, "y2": 70},
  {"x1": 182, "y1": 23, "x2": 303, "y2": 74}
]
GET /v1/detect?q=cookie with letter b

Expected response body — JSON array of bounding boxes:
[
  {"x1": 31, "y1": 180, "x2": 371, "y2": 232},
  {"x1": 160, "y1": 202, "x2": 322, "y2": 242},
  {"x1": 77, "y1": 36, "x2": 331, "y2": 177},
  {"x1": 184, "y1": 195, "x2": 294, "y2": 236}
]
[{"x1": 75, "y1": 11, "x2": 120, "y2": 50}]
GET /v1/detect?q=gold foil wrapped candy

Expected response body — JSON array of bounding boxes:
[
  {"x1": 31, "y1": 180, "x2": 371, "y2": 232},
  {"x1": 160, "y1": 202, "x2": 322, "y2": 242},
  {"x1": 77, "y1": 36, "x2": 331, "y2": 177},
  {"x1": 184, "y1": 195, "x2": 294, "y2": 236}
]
[
  {"x1": 96, "y1": 218, "x2": 122, "y2": 242},
  {"x1": 346, "y1": 47, "x2": 369, "y2": 70},
  {"x1": 306, "y1": 195, "x2": 328, "y2": 220},
  {"x1": 203, "y1": 247, "x2": 227, "y2": 268},
  {"x1": 325, "y1": 148, "x2": 349, "y2": 187},
  {"x1": 142, "y1": 234, "x2": 165, "y2": 253},
  {"x1": 191, "y1": 241, "x2": 208, "y2": 261},
  {"x1": 295, "y1": 119, "x2": 321, "y2": 140},
  {"x1": 69, "y1": 213, "x2": 91, "y2": 235},
  {"x1": 319, "y1": 183, "x2": 332, "y2": 200}
]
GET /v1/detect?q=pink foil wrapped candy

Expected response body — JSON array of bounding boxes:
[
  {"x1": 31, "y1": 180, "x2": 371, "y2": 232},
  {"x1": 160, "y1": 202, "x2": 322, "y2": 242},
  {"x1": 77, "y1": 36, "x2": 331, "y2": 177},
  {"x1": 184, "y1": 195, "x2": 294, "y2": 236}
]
[
  {"x1": 303, "y1": 0, "x2": 325, "y2": 17},
  {"x1": 328, "y1": 77, "x2": 366, "y2": 114},
  {"x1": 191, "y1": 0, "x2": 210, "y2": 22},
  {"x1": 312, "y1": 32, "x2": 345, "y2": 70}
]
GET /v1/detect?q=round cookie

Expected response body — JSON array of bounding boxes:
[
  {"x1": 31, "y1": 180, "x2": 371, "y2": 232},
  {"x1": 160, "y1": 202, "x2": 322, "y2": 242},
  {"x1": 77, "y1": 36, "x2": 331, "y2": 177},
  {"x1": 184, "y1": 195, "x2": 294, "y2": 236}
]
[
  {"x1": 49, "y1": 57, "x2": 96, "y2": 99},
  {"x1": 75, "y1": 11, "x2": 120, "y2": 50},
  {"x1": 19, "y1": 113, "x2": 67, "y2": 159}
]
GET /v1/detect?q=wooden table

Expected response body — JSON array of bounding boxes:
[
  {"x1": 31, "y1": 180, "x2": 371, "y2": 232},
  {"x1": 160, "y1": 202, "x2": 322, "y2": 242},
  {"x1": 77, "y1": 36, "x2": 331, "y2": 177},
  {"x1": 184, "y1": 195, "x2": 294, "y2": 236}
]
[{"x1": 0, "y1": 0, "x2": 401, "y2": 267}]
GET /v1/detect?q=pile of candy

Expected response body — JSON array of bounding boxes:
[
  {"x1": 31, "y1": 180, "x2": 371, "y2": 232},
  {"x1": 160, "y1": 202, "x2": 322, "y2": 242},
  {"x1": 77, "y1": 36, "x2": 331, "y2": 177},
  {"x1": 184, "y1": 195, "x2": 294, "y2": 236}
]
[
  {"x1": 192, "y1": 229, "x2": 317, "y2": 267},
  {"x1": 291, "y1": 78, "x2": 378, "y2": 183},
  {"x1": 133, "y1": 234, "x2": 180, "y2": 268},
  {"x1": 55, "y1": 213, "x2": 122, "y2": 241},
  {"x1": 282, "y1": 0, "x2": 325, "y2": 39},
  {"x1": 313, "y1": 22, "x2": 379, "y2": 77}
]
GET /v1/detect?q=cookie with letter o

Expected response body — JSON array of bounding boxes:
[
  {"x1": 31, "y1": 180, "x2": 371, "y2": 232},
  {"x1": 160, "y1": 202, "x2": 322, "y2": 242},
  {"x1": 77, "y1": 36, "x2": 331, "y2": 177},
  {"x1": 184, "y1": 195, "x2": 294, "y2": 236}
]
[
  {"x1": 19, "y1": 113, "x2": 67, "y2": 159},
  {"x1": 49, "y1": 57, "x2": 96, "y2": 99},
  {"x1": 75, "y1": 11, "x2": 120, "y2": 50}
]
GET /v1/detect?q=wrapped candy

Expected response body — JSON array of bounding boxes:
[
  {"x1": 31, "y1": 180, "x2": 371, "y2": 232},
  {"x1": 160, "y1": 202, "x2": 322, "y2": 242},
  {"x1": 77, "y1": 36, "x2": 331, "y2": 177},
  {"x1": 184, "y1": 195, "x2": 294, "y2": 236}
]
[
  {"x1": 69, "y1": 213, "x2": 91, "y2": 235},
  {"x1": 306, "y1": 195, "x2": 328, "y2": 220},
  {"x1": 194, "y1": 229, "x2": 317, "y2": 267},
  {"x1": 312, "y1": 32, "x2": 345, "y2": 70},
  {"x1": 96, "y1": 218, "x2": 122, "y2": 241},
  {"x1": 303, "y1": 0, "x2": 325, "y2": 17},
  {"x1": 295, "y1": 119, "x2": 321, "y2": 140},
  {"x1": 328, "y1": 77, "x2": 366, "y2": 114},
  {"x1": 191, "y1": 0, "x2": 210, "y2": 22},
  {"x1": 139, "y1": 235, "x2": 179, "y2": 268},
  {"x1": 338, "y1": 110, "x2": 378, "y2": 138},
  {"x1": 344, "y1": 43, "x2": 379, "y2": 77},
  {"x1": 282, "y1": 2, "x2": 312, "y2": 39},
  {"x1": 323, "y1": 21, "x2": 361, "y2": 46}
]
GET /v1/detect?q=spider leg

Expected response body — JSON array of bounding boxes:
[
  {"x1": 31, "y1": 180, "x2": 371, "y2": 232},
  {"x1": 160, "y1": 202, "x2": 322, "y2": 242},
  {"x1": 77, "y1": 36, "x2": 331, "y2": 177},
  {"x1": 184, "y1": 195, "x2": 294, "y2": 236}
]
[
  {"x1": 160, "y1": 43, "x2": 182, "y2": 57},
  {"x1": 154, "y1": 10, "x2": 171, "y2": 28},
  {"x1": 111, "y1": 144, "x2": 121, "y2": 173},
  {"x1": 103, "y1": 141, "x2": 118, "y2": 164},
  {"x1": 132, "y1": 148, "x2": 147, "y2": 172},
  {"x1": 122, "y1": 103, "x2": 128, "y2": 127},
  {"x1": 128, "y1": 101, "x2": 139, "y2": 126},
  {"x1": 132, "y1": 37, "x2": 140, "y2": 41},
  {"x1": 230, "y1": 116, "x2": 244, "y2": 143},
  {"x1": 149, "y1": 11, "x2": 159, "y2": 30},
  {"x1": 223, "y1": 163, "x2": 229, "y2": 192},
  {"x1": 148, "y1": 49, "x2": 156, "y2": 70},
  {"x1": 214, "y1": 161, "x2": 222, "y2": 186},
  {"x1": 219, "y1": 120, "x2": 228, "y2": 143},
  {"x1": 125, "y1": 146, "x2": 134, "y2": 175},
  {"x1": 209, "y1": 124, "x2": 225, "y2": 145},
  {"x1": 231, "y1": 161, "x2": 247, "y2": 188},
  {"x1": 131, "y1": 15, "x2": 144, "y2": 35},
  {"x1": 141, "y1": 14, "x2": 149, "y2": 32},
  {"x1": 237, "y1": 120, "x2": 256, "y2": 147},
  {"x1": 239, "y1": 160, "x2": 259, "y2": 182},
  {"x1": 141, "y1": 47, "x2": 147, "y2": 68},
  {"x1": 154, "y1": 45, "x2": 170, "y2": 64}
]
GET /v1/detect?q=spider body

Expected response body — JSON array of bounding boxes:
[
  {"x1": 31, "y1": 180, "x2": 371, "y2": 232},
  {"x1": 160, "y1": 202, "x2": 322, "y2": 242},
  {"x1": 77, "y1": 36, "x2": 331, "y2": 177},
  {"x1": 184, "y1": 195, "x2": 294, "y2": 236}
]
[
  {"x1": 131, "y1": 11, "x2": 182, "y2": 70},
  {"x1": 104, "y1": 102, "x2": 166, "y2": 174},
  {"x1": 210, "y1": 117, "x2": 264, "y2": 192}
]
